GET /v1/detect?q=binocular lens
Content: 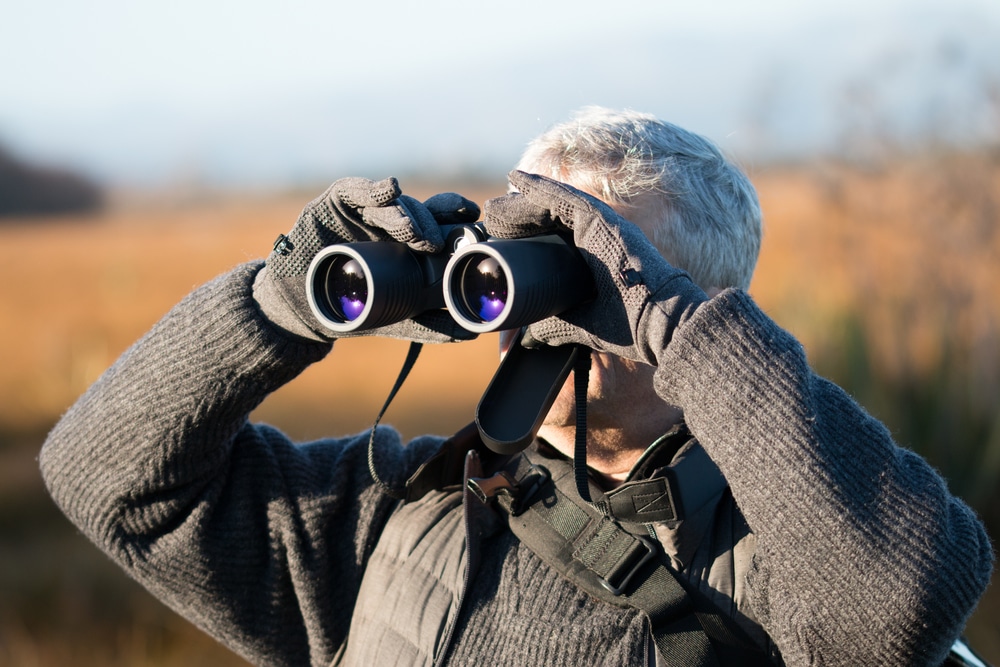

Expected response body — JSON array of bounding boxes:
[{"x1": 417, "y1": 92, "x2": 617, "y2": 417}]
[
  {"x1": 327, "y1": 256, "x2": 368, "y2": 322},
  {"x1": 444, "y1": 236, "x2": 594, "y2": 333},
  {"x1": 307, "y1": 242, "x2": 450, "y2": 334},
  {"x1": 307, "y1": 228, "x2": 592, "y2": 335},
  {"x1": 461, "y1": 256, "x2": 508, "y2": 323}
]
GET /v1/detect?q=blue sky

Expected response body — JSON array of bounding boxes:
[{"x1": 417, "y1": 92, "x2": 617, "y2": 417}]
[
  {"x1": 2, "y1": 0, "x2": 845, "y2": 108},
  {"x1": 2, "y1": 0, "x2": 998, "y2": 186}
]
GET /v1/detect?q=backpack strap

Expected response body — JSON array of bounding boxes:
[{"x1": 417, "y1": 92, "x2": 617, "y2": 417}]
[{"x1": 471, "y1": 450, "x2": 777, "y2": 667}]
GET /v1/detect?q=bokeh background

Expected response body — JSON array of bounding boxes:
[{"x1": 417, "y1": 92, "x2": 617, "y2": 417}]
[{"x1": 2, "y1": 0, "x2": 999, "y2": 664}]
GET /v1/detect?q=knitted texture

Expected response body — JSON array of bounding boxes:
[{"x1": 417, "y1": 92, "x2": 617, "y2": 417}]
[
  {"x1": 40, "y1": 264, "x2": 993, "y2": 666},
  {"x1": 259, "y1": 178, "x2": 479, "y2": 342},
  {"x1": 483, "y1": 170, "x2": 706, "y2": 361},
  {"x1": 655, "y1": 288, "x2": 994, "y2": 666},
  {"x1": 269, "y1": 178, "x2": 453, "y2": 280},
  {"x1": 446, "y1": 532, "x2": 650, "y2": 666},
  {"x1": 40, "y1": 263, "x2": 442, "y2": 666}
]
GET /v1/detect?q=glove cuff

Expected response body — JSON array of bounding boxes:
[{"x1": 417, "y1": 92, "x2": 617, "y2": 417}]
[
  {"x1": 252, "y1": 265, "x2": 332, "y2": 343},
  {"x1": 637, "y1": 273, "x2": 708, "y2": 363},
  {"x1": 651, "y1": 288, "x2": 762, "y2": 403}
]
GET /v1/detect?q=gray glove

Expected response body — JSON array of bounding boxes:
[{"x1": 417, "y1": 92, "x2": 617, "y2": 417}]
[
  {"x1": 482, "y1": 170, "x2": 707, "y2": 364},
  {"x1": 254, "y1": 176, "x2": 480, "y2": 342}
]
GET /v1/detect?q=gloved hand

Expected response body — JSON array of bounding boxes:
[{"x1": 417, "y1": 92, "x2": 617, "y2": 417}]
[
  {"x1": 254, "y1": 176, "x2": 480, "y2": 342},
  {"x1": 482, "y1": 170, "x2": 707, "y2": 365}
]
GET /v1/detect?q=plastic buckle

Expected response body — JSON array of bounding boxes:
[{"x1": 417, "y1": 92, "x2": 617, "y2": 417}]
[
  {"x1": 513, "y1": 464, "x2": 550, "y2": 515},
  {"x1": 467, "y1": 471, "x2": 518, "y2": 505},
  {"x1": 467, "y1": 464, "x2": 550, "y2": 516},
  {"x1": 599, "y1": 534, "x2": 658, "y2": 596}
]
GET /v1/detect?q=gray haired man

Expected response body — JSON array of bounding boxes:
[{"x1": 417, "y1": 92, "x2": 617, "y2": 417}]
[{"x1": 41, "y1": 108, "x2": 992, "y2": 666}]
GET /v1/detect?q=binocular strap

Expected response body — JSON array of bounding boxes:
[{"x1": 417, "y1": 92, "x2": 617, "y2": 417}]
[{"x1": 366, "y1": 341, "x2": 424, "y2": 500}]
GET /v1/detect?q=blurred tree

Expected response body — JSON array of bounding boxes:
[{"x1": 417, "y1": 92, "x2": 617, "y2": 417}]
[
  {"x1": 810, "y1": 67, "x2": 1000, "y2": 524},
  {"x1": 0, "y1": 144, "x2": 103, "y2": 217}
]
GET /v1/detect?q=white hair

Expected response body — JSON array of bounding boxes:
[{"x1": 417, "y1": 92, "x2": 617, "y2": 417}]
[{"x1": 516, "y1": 107, "x2": 762, "y2": 290}]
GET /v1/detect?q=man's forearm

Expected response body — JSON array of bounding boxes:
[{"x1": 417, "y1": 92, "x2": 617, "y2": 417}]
[
  {"x1": 657, "y1": 289, "x2": 993, "y2": 667},
  {"x1": 40, "y1": 262, "x2": 330, "y2": 544}
]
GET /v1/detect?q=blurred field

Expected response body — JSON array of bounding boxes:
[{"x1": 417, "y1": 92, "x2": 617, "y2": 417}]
[
  {"x1": 1, "y1": 161, "x2": 998, "y2": 665},
  {"x1": 0, "y1": 184, "x2": 508, "y2": 441}
]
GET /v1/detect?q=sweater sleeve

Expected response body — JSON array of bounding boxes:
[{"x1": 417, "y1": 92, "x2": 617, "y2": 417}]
[
  {"x1": 655, "y1": 289, "x2": 993, "y2": 667},
  {"x1": 39, "y1": 262, "x2": 441, "y2": 667}
]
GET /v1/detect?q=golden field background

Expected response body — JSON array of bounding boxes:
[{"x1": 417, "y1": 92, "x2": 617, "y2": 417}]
[{"x1": 1, "y1": 154, "x2": 999, "y2": 664}]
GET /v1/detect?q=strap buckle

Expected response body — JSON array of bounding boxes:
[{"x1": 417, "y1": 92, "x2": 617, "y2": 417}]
[
  {"x1": 598, "y1": 534, "x2": 658, "y2": 596},
  {"x1": 467, "y1": 471, "x2": 518, "y2": 504},
  {"x1": 468, "y1": 464, "x2": 550, "y2": 516}
]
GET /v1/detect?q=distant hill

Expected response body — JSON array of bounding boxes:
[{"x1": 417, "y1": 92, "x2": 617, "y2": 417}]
[{"x1": 0, "y1": 145, "x2": 103, "y2": 217}]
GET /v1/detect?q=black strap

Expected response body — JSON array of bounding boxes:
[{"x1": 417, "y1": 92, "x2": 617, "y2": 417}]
[
  {"x1": 404, "y1": 422, "x2": 508, "y2": 503},
  {"x1": 474, "y1": 451, "x2": 775, "y2": 667},
  {"x1": 572, "y1": 348, "x2": 595, "y2": 505},
  {"x1": 367, "y1": 341, "x2": 423, "y2": 500}
]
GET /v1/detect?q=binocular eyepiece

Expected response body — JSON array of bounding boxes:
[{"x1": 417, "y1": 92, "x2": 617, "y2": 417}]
[{"x1": 306, "y1": 224, "x2": 594, "y2": 335}]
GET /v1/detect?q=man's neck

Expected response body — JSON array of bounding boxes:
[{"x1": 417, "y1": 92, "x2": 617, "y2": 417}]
[{"x1": 537, "y1": 407, "x2": 683, "y2": 488}]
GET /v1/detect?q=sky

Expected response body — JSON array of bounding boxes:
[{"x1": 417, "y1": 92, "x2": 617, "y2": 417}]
[{"x1": 2, "y1": 0, "x2": 999, "y2": 187}]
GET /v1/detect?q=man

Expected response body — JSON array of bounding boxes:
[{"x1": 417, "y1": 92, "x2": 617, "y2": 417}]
[{"x1": 40, "y1": 108, "x2": 992, "y2": 666}]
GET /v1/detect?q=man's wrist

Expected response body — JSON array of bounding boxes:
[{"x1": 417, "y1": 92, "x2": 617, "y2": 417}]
[
  {"x1": 638, "y1": 274, "x2": 709, "y2": 365},
  {"x1": 252, "y1": 265, "x2": 332, "y2": 343}
]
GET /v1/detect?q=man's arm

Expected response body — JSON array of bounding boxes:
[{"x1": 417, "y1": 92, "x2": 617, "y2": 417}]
[
  {"x1": 485, "y1": 170, "x2": 994, "y2": 667},
  {"x1": 39, "y1": 176, "x2": 482, "y2": 665},
  {"x1": 40, "y1": 178, "x2": 483, "y2": 665},
  {"x1": 658, "y1": 289, "x2": 993, "y2": 666},
  {"x1": 39, "y1": 262, "x2": 440, "y2": 666}
]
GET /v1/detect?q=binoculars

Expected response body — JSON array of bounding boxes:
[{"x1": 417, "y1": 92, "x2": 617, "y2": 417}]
[
  {"x1": 306, "y1": 223, "x2": 595, "y2": 455},
  {"x1": 305, "y1": 224, "x2": 595, "y2": 335}
]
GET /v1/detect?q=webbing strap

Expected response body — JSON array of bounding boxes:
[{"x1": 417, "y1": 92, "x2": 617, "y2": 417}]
[
  {"x1": 479, "y1": 451, "x2": 776, "y2": 667},
  {"x1": 493, "y1": 454, "x2": 720, "y2": 667}
]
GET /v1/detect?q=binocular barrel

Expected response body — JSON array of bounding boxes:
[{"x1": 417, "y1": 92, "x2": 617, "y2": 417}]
[
  {"x1": 442, "y1": 235, "x2": 593, "y2": 333},
  {"x1": 307, "y1": 243, "x2": 449, "y2": 333},
  {"x1": 305, "y1": 228, "x2": 593, "y2": 335}
]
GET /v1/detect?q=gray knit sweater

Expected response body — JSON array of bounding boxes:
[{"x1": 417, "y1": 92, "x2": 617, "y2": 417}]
[{"x1": 40, "y1": 262, "x2": 993, "y2": 666}]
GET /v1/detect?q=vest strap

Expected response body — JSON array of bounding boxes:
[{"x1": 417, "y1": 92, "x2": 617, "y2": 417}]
[{"x1": 475, "y1": 449, "x2": 775, "y2": 667}]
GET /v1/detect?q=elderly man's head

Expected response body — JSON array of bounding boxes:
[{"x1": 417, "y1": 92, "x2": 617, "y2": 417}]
[{"x1": 516, "y1": 107, "x2": 762, "y2": 291}]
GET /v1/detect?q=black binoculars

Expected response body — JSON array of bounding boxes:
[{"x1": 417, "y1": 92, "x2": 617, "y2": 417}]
[{"x1": 305, "y1": 224, "x2": 595, "y2": 335}]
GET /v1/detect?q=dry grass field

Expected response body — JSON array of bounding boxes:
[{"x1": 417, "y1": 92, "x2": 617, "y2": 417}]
[
  {"x1": 1, "y1": 159, "x2": 998, "y2": 665},
  {"x1": 0, "y1": 184, "x2": 508, "y2": 442}
]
